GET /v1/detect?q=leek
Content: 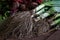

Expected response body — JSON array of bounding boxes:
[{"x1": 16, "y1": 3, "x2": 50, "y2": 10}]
[
  {"x1": 33, "y1": 4, "x2": 45, "y2": 12},
  {"x1": 36, "y1": 8, "x2": 45, "y2": 15},
  {"x1": 40, "y1": 12, "x2": 50, "y2": 19},
  {"x1": 38, "y1": 7, "x2": 55, "y2": 19},
  {"x1": 51, "y1": 19, "x2": 60, "y2": 26},
  {"x1": 55, "y1": 14, "x2": 60, "y2": 19}
]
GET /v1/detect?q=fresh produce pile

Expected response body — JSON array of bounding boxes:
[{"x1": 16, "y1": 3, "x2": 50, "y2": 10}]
[{"x1": 0, "y1": 1, "x2": 60, "y2": 40}]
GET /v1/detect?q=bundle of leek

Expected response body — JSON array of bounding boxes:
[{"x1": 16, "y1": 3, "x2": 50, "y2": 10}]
[
  {"x1": 33, "y1": 7, "x2": 55, "y2": 21},
  {"x1": 39, "y1": 7, "x2": 55, "y2": 19},
  {"x1": 32, "y1": 5, "x2": 52, "y2": 18}
]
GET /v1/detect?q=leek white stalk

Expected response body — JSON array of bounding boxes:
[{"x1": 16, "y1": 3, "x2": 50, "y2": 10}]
[
  {"x1": 51, "y1": 19, "x2": 60, "y2": 26},
  {"x1": 53, "y1": 14, "x2": 60, "y2": 20},
  {"x1": 33, "y1": 4, "x2": 45, "y2": 12},
  {"x1": 40, "y1": 12, "x2": 50, "y2": 19},
  {"x1": 36, "y1": 8, "x2": 45, "y2": 15},
  {"x1": 39, "y1": 7, "x2": 55, "y2": 19},
  {"x1": 31, "y1": 9, "x2": 45, "y2": 18},
  {"x1": 55, "y1": 14, "x2": 60, "y2": 19},
  {"x1": 34, "y1": 12, "x2": 50, "y2": 21}
]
